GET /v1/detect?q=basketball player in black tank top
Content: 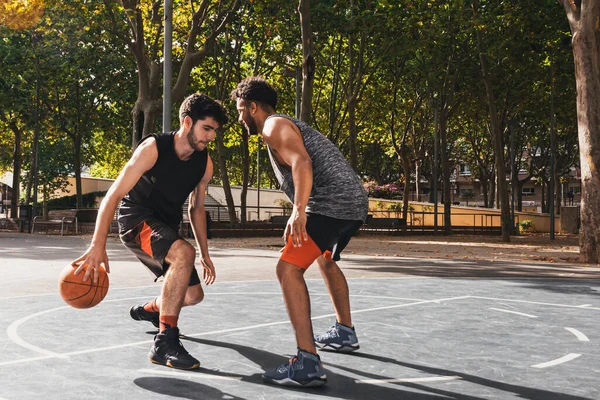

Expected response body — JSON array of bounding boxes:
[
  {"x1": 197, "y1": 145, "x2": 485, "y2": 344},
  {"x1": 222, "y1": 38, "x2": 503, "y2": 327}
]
[{"x1": 70, "y1": 94, "x2": 228, "y2": 370}]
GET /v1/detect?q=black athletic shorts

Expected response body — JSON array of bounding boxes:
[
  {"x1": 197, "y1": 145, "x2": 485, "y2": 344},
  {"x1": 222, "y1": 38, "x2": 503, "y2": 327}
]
[{"x1": 119, "y1": 216, "x2": 200, "y2": 286}]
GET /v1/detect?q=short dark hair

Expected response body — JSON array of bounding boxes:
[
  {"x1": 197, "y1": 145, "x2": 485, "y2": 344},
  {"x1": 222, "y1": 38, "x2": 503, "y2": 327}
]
[
  {"x1": 230, "y1": 77, "x2": 277, "y2": 111},
  {"x1": 179, "y1": 93, "x2": 229, "y2": 126}
]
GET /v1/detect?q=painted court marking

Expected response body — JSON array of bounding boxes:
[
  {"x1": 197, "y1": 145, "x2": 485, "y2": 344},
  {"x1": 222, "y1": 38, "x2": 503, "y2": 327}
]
[
  {"x1": 356, "y1": 375, "x2": 462, "y2": 384},
  {"x1": 532, "y1": 353, "x2": 581, "y2": 369},
  {"x1": 3, "y1": 292, "x2": 593, "y2": 373},
  {"x1": 471, "y1": 296, "x2": 600, "y2": 311},
  {"x1": 6, "y1": 306, "x2": 70, "y2": 359},
  {"x1": 489, "y1": 308, "x2": 538, "y2": 318},
  {"x1": 3, "y1": 295, "x2": 467, "y2": 366},
  {"x1": 565, "y1": 327, "x2": 589, "y2": 342}
]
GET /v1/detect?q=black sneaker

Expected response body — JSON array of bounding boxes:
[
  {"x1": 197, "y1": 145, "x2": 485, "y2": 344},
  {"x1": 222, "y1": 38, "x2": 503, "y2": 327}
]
[
  {"x1": 130, "y1": 304, "x2": 160, "y2": 328},
  {"x1": 149, "y1": 327, "x2": 200, "y2": 370}
]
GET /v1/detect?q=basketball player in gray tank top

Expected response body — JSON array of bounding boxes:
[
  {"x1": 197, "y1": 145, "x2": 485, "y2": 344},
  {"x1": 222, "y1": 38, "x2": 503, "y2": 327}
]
[{"x1": 232, "y1": 77, "x2": 368, "y2": 387}]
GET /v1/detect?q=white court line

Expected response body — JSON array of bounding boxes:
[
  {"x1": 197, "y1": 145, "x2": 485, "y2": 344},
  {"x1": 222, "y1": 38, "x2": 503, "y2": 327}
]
[
  {"x1": 0, "y1": 277, "x2": 422, "y2": 301},
  {"x1": 348, "y1": 295, "x2": 427, "y2": 301},
  {"x1": 565, "y1": 327, "x2": 589, "y2": 342},
  {"x1": 6, "y1": 306, "x2": 69, "y2": 359},
  {"x1": 357, "y1": 375, "x2": 461, "y2": 384},
  {"x1": 2, "y1": 295, "x2": 468, "y2": 366},
  {"x1": 532, "y1": 353, "x2": 581, "y2": 369},
  {"x1": 489, "y1": 308, "x2": 538, "y2": 318},
  {"x1": 471, "y1": 296, "x2": 600, "y2": 311},
  {"x1": 138, "y1": 368, "x2": 242, "y2": 381},
  {"x1": 0, "y1": 284, "x2": 160, "y2": 301},
  {"x1": 577, "y1": 304, "x2": 592, "y2": 308}
]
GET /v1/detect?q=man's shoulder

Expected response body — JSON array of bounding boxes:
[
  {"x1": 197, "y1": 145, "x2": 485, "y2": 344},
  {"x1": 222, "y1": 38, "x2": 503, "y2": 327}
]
[
  {"x1": 264, "y1": 115, "x2": 293, "y2": 130},
  {"x1": 263, "y1": 115, "x2": 302, "y2": 142}
]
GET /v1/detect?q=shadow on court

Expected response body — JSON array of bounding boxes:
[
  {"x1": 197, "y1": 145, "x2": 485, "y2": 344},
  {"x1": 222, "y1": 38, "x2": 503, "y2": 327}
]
[
  {"x1": 2, "y1": 233, "x2": 599, "y2": 399},
  {"x1": 335, "y1": 352, "x2": 594, "y2": 400},
  {"x1": 341, "y1": 257, "x2": 600, "y2": 280},
  {"x1": 134, "y1": 377, "x2": 246, "y2": 400},
  {"x1": 163, "y1": 337, "x2": 458, "y2": 400}
]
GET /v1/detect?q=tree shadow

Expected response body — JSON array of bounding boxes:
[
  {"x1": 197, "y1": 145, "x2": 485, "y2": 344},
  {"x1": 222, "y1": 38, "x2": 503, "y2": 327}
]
[
  {"x1": 330, "y1": 351, "x2": 594, "y2": 400},
  {"x1": 341, "y1": 257, "x2": 600, "y2": 280},
  {"x1": 134, "y1": 377, "x2": 246, "y2": 400},
  {"x1": 517, "y1": 281, "x2": 600, "y2": 296},
  {"x1": 181, "y1": 336, "x2": 476, "y2": 399}
]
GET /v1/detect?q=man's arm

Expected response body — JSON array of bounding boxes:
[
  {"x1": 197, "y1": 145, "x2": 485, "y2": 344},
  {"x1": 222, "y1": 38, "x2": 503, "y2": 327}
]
[
  {"x1": 188, "y1": 155, "x2": 216, "y2": 284},
  {"x1": 72, "y1": 138, "x2": 158, "y2": 282},
  {"x1": 262, "y1": 117, "x2": 313, "y2": 247}
]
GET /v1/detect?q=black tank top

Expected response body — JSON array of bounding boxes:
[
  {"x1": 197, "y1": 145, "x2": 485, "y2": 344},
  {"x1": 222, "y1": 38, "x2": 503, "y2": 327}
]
[{"x1": 118, "y1": 132, "x2": 208, "y2": 229}]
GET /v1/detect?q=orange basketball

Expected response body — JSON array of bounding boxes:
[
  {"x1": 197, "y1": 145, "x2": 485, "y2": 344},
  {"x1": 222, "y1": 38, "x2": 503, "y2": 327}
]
[{"x1": 58, "y1": 264, "x2": 109, "y2": 309}]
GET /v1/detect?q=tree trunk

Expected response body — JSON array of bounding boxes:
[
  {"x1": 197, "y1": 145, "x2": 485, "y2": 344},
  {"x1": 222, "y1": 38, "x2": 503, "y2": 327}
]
[
  {"x1": 10, "y1": 122, "x2": 21, "y2": 218},
  {"x1": 401, "y1": 157, "x2": 411, "y2": 220},
  {"x1": 113, "y1": 0, "x2": 242, "y2": 148},
  {"x1": 74, "y1": 137, "x2": 83, "y2": 209},
  {"x1": 440, "y1": 111, "x2": 452, "y2": 234},
  {"x1": 473, "y1": 0, "x2": 510, "y2": 241},
  {"x1": 541, "y1": 180, "x2": 547, "y2": 213},
  {"x1": 481, "y1": 176, "x2": 489, "y2": 208},
  {"x1": 240, "y1": 131, "x2": 249, "y2": 223},
  {"x1": 215, "y1": 128, "x2": 238, "y2": 224},
  {"x1": 414, "y1": 160, "x2": 421, "y2": 202},
  {"x1": 348, "y1": 95, "x2": 358, "y2": 170},
  {"x1": 517, "y1": 181, "x2": 525, "y2": 211},
  {"x1": 131, "y1": 100, "x2": 159, "y2": 149},
  {"x1": 298, "y1": 0, "x2": 314, "y2": 123},
  {"x1": 556, "y1": 175, "x2": 562, "y2": 214},
  {"x1": 559, "y1": 0, "x2": 600, "y2": 262},
  {"x1": 74, "y1": 82, "x2": 82, "y2": 209},
  {"x1": 132, "y1": 106, "x2": 145, "y2": 148},
  {"x1": 489, "y1": 168, "x2": 496, "y2": 209},
  {"x1": 25, "y1": 162, "x2": 33, "y2": 205}
]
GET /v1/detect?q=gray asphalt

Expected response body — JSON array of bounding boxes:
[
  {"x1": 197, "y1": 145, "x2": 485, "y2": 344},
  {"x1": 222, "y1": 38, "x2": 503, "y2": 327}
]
[{"x1": 0, "y1": 233, "x2": 599, "y2": 399}]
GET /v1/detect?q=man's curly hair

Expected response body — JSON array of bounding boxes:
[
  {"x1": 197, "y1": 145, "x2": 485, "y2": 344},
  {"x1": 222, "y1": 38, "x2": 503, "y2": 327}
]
[
  {"x1": 179, "y1": 93, "x2": 229, "y2": 126},
  {"x1": 230, "y1": 77, "x2": 277, "y2": 110}
]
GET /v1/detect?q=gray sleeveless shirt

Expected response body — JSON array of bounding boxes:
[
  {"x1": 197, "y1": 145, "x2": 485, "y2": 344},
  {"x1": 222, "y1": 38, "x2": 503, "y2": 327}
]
[{"x1": 266, "y1": 114, "x2": 368, "y2": 222}]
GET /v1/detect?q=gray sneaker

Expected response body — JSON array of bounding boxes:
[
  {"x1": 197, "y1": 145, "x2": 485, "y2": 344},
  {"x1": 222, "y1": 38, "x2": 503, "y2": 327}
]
[
  {"x1": 262, "y1": 349, "x2": 327, "y2": 387},
  {"x1": 315, "y1": 321, "x2": 360, "y2": 353}
]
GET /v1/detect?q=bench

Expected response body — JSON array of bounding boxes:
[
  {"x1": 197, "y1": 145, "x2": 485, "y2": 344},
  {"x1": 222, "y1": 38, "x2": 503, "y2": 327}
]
[
  {"x1": 32, "y1": 209, "x2": 78, "y2": 235},
  {"x1": 361, "y1": 216, "x2": 407, "y2": 234}
]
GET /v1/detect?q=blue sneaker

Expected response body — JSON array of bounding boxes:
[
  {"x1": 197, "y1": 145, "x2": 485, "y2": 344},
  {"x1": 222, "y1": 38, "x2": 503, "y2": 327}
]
[
  {"x1": 315, "y1": 321, "x2": 360, "y2": 353},
  {"x1": 262, "y1": 349, "x2": 327, "y2": 387}
]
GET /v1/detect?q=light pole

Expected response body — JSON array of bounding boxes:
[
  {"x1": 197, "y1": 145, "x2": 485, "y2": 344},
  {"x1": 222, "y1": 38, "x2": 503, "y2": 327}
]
[
  {"x1": 257, "y1": 139, "x2": 261, "y2": 220},
  {"x1": 163, "y1": 0, "x2": 173, "y2": 133},
  {"x1": 549, "y1": 61, "x2": 556, "y2": 240}
]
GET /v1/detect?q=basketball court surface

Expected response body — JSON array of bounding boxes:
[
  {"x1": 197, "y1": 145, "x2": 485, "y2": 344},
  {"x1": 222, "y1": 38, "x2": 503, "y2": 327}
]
[{"x1": 0, "y1": 232, "x2": 599, "y2": 399}]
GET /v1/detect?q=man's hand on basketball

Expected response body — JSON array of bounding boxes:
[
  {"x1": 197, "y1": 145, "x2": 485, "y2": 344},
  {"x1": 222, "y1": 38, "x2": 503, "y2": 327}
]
[
  {"x1": 71, "y1": 245, "x2": 110, "y2": 284},
  {"x1": 201, "y1": 256, "x2": 216, "y2": 285},
  {"x1": 285, "y1": 207, "x2": 308, "y2": 247}
]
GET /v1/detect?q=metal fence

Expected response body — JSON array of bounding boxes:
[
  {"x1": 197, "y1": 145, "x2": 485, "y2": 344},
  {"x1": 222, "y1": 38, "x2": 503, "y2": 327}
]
[{"x1": 0, "y1": 203, "x2": 518, "y2": 235}]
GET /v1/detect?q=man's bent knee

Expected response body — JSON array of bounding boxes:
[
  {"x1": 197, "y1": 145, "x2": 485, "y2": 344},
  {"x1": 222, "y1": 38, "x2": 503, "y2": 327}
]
[
  {"x1": 185, "y1": 284, "x2": 204, "y2": 305},
  {"x1": 166, "y1": 239, "x2": 196, "y2": 269},
  {"x1": 317, "y1": 255, "x2": 337, "y2": 270}
]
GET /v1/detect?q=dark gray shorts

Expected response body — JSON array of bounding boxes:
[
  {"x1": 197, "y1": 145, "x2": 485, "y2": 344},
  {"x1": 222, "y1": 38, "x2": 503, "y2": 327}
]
[{"x1": 119, "y1": 217, "x2": 200, "y2": 286}]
